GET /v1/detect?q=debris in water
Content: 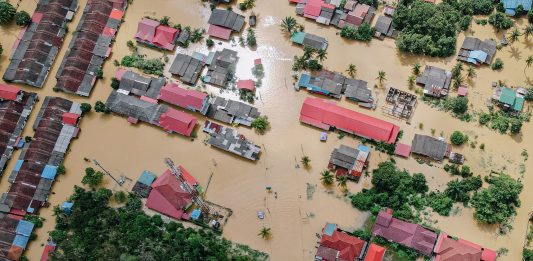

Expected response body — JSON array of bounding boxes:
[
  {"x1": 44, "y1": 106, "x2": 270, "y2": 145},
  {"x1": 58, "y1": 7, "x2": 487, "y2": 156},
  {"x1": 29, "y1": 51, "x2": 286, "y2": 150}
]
[
  {"x1": 306, "y1": 183, "x2": 316, "y2": 200},
  {"x1": 257, "y1": 211, "x2": 265, "y2": 219}
]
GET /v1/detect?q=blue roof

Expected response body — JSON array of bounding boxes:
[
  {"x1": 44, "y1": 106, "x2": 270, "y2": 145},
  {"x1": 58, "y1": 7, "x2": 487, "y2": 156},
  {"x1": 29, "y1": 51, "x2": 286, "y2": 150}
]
[
  {"x1": 41, "y1": 165, "x2": 58, "y2": 180},
  {"x1": 15, "y1": 220, "x2": 34, "y2": 237},
  {"x1": 469, "y1": 50, "x2": 488, "y2": 63},
  {"x1": 503, "y1": 0, "x2": 532, "y2": 11},
  {"x1": 358, "y1": 144, "x2": 370, "y2": 152},
  {"x1": 191, "y1": 209, "x2": 201, "y2": 220},
  {"x1": 61, "y1": 201, "x2": 74, "y2": 214},
  {"x1": 298, "y1": 74, "x2": 311, "y2": 88},
  {"x1": 13, "y1": 235, "x2": 29, "y2": 249},
  {"x1": 138, "y1": 170, "x2": 157, "y2": 186},
  {"x1": 13, "y1": 160, "x2": 23, "y2": 172},
  {"x1": 324, "y1": 223, "x2": 336, "y2": 236}
]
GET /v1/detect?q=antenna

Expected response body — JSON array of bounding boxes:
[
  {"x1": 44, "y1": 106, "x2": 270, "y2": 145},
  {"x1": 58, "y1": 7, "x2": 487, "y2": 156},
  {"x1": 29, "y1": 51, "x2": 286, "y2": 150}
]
[{"x1": 164, "y1": 158, "x2": 210, "y2": 214}]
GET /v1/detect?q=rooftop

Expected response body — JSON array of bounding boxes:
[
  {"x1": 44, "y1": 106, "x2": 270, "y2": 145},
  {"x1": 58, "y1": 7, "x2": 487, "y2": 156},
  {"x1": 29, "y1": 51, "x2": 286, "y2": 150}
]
[{"x1": 411, "y1": 134, "x2": 449, "y2": 161}]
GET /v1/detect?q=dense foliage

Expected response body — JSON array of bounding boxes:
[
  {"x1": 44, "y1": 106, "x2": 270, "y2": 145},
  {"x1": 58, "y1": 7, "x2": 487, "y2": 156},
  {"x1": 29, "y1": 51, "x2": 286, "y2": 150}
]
[
  {"x1": 450, "y1": 131, "x2": 467, "y2": 145},
  {"x1": 0, "y1": 1, "x2": 15, "y2": 25},
  {"x1": 339, "y1": 23, "x2": 375, "y2": 41},
  {"x1": 95, "y1": 101, "x2": 111, "y2": 114},
  {"x1": 489, "y1": 12, "x2": 513, "y2": 30},
  {"x1": 444, "y1": 176, "x2": 482, "y2": 203},
  {"x1": 49, "y1": 187, "x2": 267, "y2": 260},
  {"x1": 491, "y1": 58, "x2": 504, "y2": 70},
  {"x1": 478, "y1": 110, "x2": 529, "y2": 134},
  {"x1": 80, "y1": 103, "x2": 92, "y2": 115},
  {"x1": 121, "y1": 52, "x2": 166, "y2": 76},
  {"x1": 15, "y1": 11, "x2": 30, "y2": 26},
  {"x1": 471, "y1": 173, "x2": 523, "y2": 224},
  {"x1": 251, "y1": 116, "x2": 270, "y2": 134}
]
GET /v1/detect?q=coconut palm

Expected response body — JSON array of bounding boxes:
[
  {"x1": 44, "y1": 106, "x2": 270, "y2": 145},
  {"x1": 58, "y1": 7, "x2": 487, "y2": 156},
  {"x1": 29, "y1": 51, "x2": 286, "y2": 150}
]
[
  {"x1": 316, "y1": 49, "x2": 328, "y2": 62},
  {"x1": 301, "y1": 156, "x2": 311, "y2": 168},
  {"x1": 346, "y1": 64, "x2": 357, "y2": 78},
  {"x1": 466, "y1": 65, "x2": 476, "y2": 79},
  {"x1": 524, "y1": 25, "x2": 533, "y2": 40},
  {"x1": 244, "y1": 0, "x2": 256, "y2": 9},
  {"x1": 526, "y1": 55, "x2": 533, "y2": 73},
  {"x1": 412, "y1": 63, "x2": 421, "y2": 76},
  {"x1": 258, "y1": 227, "x2": 271, "y2": 239},
  {"x1": 376, "y1": 70, "x2": 386, "y2": 85},
  {"x1": 280, "y1": 16, "x2": 297, "y2": 34},
  {"x1": 453, "y1": 76, "x2": 463, "y2": 90},
  {"x1": 321, "y1": 170, "x2": 335, "y2": 186},
  {"x1": 336, "y1": 175, "x2": 348, "y2": 191},
  {"x1": 451, "y1": 63, "x2": 463, "y2": 79},
  {"x1": 407, "y1": 75, "x2": 415, "y2": 90},
  {"x1": 303, "y1": 46, "x2": 316, "y2": 60},
  {"x1": 509, "y1": 27, "x2": 521, "y2": 44}
]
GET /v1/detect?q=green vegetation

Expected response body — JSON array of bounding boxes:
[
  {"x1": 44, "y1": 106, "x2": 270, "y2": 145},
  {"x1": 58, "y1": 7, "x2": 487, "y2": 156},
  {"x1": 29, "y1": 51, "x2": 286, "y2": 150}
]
[
  {"x1": 280, "y1": 16, "x2": 300, "y2": 35},
  {"x1": 478, "y1": 110, "x2": 529, "y2": 134},
  {"x1": 491, "y1": 58, "x2": 504, "y2": 70},
  {"x1": 96, "y1": 67, "x2": 104, "y2": 79},
  {"x1": 239, "y1": 89, "x2": 255, "y2": 104},
  {"x1": 80, "y1": 103, "x2": 92, "y2": 115},
  {"x1": 0, "y1": 43, "x2": 3, "y2": 56},
  {"x1": 0, "y1": 2, "x2": 16, "y2": 25},
  {"x1": 444, "y1": 164, "x2": 472, "y2": 178},
  {"x1": 337, "y1": 175, "x2": 348, "y2": 191},
  {"x1": 206, "y1": 38, "x2": 214, "y2": 48},
  {"x1": 15, "y1": 11, "x2": 30, "y2": 26},
  {"x1": 488, "y1": 12, "x2": 513, "y2": 31},
  {"x1": 258, "y1": 227, "x2": 271, "y2": 240},
  {"x1": 373, "y1": 236, "x2": 422, "y2": 261},
  {"x1": 114, "y1": 191, "x2": 127, "y2": 203},
  {"x1": 529, "y1": 9, "x2": 533, "y2": 23},
  {"x1": 339, "y1": 23, "x2": 375, "y2": 41},
  {"x1": 450, "y1": 131, "x2": 467, "y2": 145},
  {"x1": 159, "y1": 16, "x2": 170, "y2": 26},
  {"x1": 24, "y1": 215, "x2": 44, "y2": 228},
  {"x1": 292, "y1": 47, "x2": 323, "y2": 71},
  {"x1": 246, "y1": 28, "x2": 257, "y2": 47},
  {"x1": 57, "y1": 164, "x2": 66, "y2": 175},
  {"x1": 376, "y1": 70, "x2": 386, "y2": 85},
  {"x1": 251, "y1": 116, "x2": 269, "y2": 134},
  {"x1": 49, "y1": 187, "x2": 267, "y2": 260},
  {"x1": 94, "y1": 101, "x2": 110, "y2": 114},
  {"x1": 412, "y1": 63, "x2": 421, "y2": 76},
  {"x1": 301, "y1": 156, "x2": 311, "y2": 168},
  {"x1": 81, "y1": 168, "x2": 104, "y2": 189},
  {"x1": 121, "y1": 51, "x2": 166, "y2": 76},
  {"x1": 444, "y1": 176, "x2": 482, "y2": 204},
  {"x1": 239, "y1": 0, "x2": 256, "y2": 11},
  {"x1": 524, "y1": 248, "x2": 533, "y2": 261},
  {"x1": 422, "y1": 96, "x2": 471, "y2": 121},
  {"x1": 320, "y1": 170, "x2": 334, "y2": 186},
  {"x1": 346, "y1": 64, "x2": 357, "y2": 78},
  {"x1": 111, "y1": 77, "x2": 120, "y2": 90}
]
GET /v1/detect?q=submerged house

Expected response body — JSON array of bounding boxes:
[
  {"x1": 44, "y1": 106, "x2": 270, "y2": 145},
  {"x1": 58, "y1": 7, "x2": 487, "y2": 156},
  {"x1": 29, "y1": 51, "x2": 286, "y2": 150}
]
[
  {"x1": 328, "y1": 144, "x2": 370, "y2": 179},
  {"x1": 290, "y1": 32, "x2": 328, "y2": 50},
  {"x1": 315, "y1": 223, "x2": 368, "y2": 261},
  {"x1": 207, "y1": 9, "x2": 245, "y2": 40},
  {"x1": 411, "y1": 134, "x2": 450, "y2": 161},
  {"x1": 169, "y1": 53, "x2": 206, "y2": 85},
  {"x1": 158, "y1": 83, "x2": 209, "y2": 113},
  {"x1": 457, "y1": 37, "x2": 497, "y2": 65},
  {"x1": 204, "y1": 96, "x2": 261, "y2": 126},
  {"x1": 416, "y1": 65, "x2": 452, "y2": 98},
  {"x1": 55, "y1": 0, "x2": 127, "y2": 96},
  {"x1": 492, "y1": 86, "x2": 526, "y2": 113},
  {"x1": 135, "y1": 17, "x2": 179, "y2": 50},
  {"x1": 297, "y1": 72, "x2": 344, "y2": 99},
  {"x1": 372, "y1": 211, "x2": 438, "y2": 256},
  {"x1": 502, "y1": 0, "x2": 532, "y2": 15},
  {"x1": 3, "y1": 0, "x2": 78, "y2": 88},
  {"x1": 115, "y1": 69, "x2": 165, "y2": 100},
  {"x1": 344, "y1": 79, "x2": 373, "y2": 105},
  {"x1": 364, "y1": 244, "x2": 385, "y2": 261},
  {"x1": 204, "y1": 49, "x2": 239, "y2": 87},
  {"x1": 203, "y1": 121, "x2": 261, "y2": 161},
  {"x1": 433, "y1": 232, "x2": 497, "y2": 261},
  {"x1": 374, "y1": 15, "x2": 396, "y2": 40},
  {"x1": 0, "y1": 217, "x2": 35, "y2": 260},
  {"x1": 300, "y1": 97, "x2": 400, "y2": 144}
]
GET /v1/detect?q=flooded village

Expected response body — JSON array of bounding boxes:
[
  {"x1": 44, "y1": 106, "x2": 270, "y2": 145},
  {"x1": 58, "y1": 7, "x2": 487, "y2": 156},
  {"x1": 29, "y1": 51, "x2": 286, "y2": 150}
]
[{"x1": 1, "y1": 0, "x2": 533, "y2": 260}]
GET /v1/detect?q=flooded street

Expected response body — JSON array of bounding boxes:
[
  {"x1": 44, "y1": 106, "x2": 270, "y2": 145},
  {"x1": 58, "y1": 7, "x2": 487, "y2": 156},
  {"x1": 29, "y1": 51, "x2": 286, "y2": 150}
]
[{"x1": 1, "y1": 0, "x2": 533, "y2": 260}]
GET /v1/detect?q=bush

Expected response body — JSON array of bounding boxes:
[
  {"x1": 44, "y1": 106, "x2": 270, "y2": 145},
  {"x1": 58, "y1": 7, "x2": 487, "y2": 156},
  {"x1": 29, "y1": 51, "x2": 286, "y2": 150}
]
[
  {"x1": 450, "y1": 131, "x2": 466, "y2": 145},
  {"x1": 94, "y1": 101, "x2": 110, "y2": 114},
  {"x1": 81, "y1": 167, "x2": 104, "y2": 188},
  {"x1": 451, "y1": 97, "x2": 468, "y2": 114},
  {"x1": 111, "y1": 77, "x2": 120, "y2": 89},
  {"x1": 510, "y1": 118, "x2": 522, "y2": 134},
  {"x1": 121, "y1": 53, "x2": 165, "y2": 76},
  {"x1": 479, "y1": 112, "x2": 490, "y2": 125},
  {"x1": 57, "y1": 164, "x2": 66, "y2": 175},
  {"x1": 114, "y1": 191, "x2": 127, "y2": 203},
  {"x1": 516, "y1": 5, "x2": 525, "y2": 16},
  {"x1": 340, "y1": 22, "x2": 375, "y2": 41},
  {"x1": 0, "y1": 2, "x2": 16, "y2": 25},
  {"x1": 491, "y1": 58, "x2": 504, "y2": 70},
  {"x1": 206, "y1": 38, "x2": 214, "y2": 48},
  {"x1": 472, "y1": 173, "x2": 523, "y2": 224},
  {"x1": 427, "y1": 192, "x2": 453, "y2": 216},
  {"x1": 489, "y1": 12, "x2": 514, "y2": 30},
  {"x1": 307, "y1": 60, "x2": 322, "y2": 71},
  {"x1": 251, "y1": 116, "x2": 270, "y2": 134},
  {"x1": 529, "y1": 10, "x2": 533, "y2": 24},
  {"x1": 459, "y1": 15, "x2": 472, "y2": 31},
  {"x1": 246, "y1": 28, "x2": 257, "y2": 47},
  {"x1": 15, "y1": 11, "x2": 30, "y2": 26},
  {"x1": 80, "y1": 103, "x2": 92, "y2": 115},
  {"x1": 524, "y1": 248, "x2": 533, "y2": 261}
]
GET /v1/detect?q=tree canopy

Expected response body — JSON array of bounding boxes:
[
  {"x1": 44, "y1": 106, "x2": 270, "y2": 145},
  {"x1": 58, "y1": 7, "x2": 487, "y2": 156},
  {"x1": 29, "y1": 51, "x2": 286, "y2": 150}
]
[{"x1": 0, "y1": 2, "x2": 16, "y2": 25}]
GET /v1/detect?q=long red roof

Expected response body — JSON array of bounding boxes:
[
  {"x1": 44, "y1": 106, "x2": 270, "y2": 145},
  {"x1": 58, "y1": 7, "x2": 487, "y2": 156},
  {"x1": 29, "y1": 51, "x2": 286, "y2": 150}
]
[
  {"x1": 300, "y1": 97, "x2": 400, "y2": 144},
  {"x1": 434, "y1": 232, "x2": 496, "y2": 261},
  {"x1": 158, "y1": 83, "x2": 207, "y2": 111}
]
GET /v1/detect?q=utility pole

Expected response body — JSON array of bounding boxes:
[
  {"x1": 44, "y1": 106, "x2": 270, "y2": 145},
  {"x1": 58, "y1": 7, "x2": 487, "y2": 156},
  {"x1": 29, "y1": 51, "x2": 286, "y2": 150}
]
[{"x1": 93, "y1": 159, "x2": 124, "y2": 186}]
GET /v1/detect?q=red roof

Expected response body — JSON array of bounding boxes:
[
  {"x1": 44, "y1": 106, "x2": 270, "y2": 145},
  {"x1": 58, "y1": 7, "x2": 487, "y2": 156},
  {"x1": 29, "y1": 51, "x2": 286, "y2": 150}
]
[
  {"x1": 434, "y1": 232, "x2": 496, "y2": 261},
  {"x1": 300, "y1": 98, "x2": 400, "y2": 144},
  {"x1": 254, "y1": 58, "x2": 262, "y2": 66},
  {"x1": 207, "y1": 24, "x2": 232, "y2": 40},
  {"x1": 114, "y1": 68, "x2": 127, "y2": 80},
  {"x1": 0, "y1": 84, "x2": 20, "y2": 101},
  {"x1": 237, "y1": 79, "x2": 256, "y2": 92},
  {"x1": 109, "y1": 9, "x2": 124, "y2": 20},
  {"x1": 146, "y1": 170, "x2": 194, "y2": 220},
  {"x1": 457, "y1": 86, "x2": 468, "y2": 96},
  {"x1": 40, "y1": 245, "x2": 56, "y2": 261},
  {"x1": 140, "y1": 95, "x2": 158, "y2": 104},
  {"x1": 304, "y1": 0, "x2": 323, "y2": 18},
  {"x1": 102, "y1": 26, "x2": 116, "y2": 37},
  {"x1": 158, "y1": 83, "x2": 207, "y2": 111},
  {"x1": 32, "y1": 12, "x2": 43, "y2": 23},
  {"x1": 364, "y1": 243, "x2": 385, "y2": 261},
  {"x1": 62, "y1": 112, "x2": 80, "y2": 126},
  {"x1": 317, "y1": 223, "x2": 366, "y2": 261},
  {"x1": 135, "y1": 18, "x2": 160, "y2": 42},
  {"x1": 394, "y1": 143, "x2": 411, "y2": 158},
  {"x1": 153, "y1": 25, "x2": 178, "y2": 50},
  {"x1": 372, "y1": 211, "x2": 437, "y2": 256},
  {"x1": 158, "y1": 108, "x2": 197, "y2": 137}
]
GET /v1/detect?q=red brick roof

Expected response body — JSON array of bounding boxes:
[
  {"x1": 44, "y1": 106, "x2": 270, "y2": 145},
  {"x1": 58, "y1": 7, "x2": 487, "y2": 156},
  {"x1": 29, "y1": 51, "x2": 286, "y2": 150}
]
[
  {"x1": 364, "y1": 243, "x2": 385, "y2": 261},
  {"x1": 317, "y1": 223, "x2": 366, "y2": 261},
  {"x1": 158, "y1": 108, "x2": 197, "y2": 137},
  {"x1": 0, "y1": 84, "x2": 20, "y2": 101}
]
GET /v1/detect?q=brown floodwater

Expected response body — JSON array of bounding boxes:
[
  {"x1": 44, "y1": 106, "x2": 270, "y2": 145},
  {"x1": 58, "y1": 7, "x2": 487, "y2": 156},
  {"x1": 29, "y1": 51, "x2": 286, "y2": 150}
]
[{"x1": 1, "y1": 0, "x2": 533, "y2": 260}]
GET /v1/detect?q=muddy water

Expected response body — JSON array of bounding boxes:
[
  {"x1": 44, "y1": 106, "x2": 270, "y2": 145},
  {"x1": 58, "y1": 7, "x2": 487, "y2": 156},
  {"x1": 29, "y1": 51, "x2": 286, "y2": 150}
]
[{"x1": 1, "y1": 0, "x2": 533, "y2": 260}]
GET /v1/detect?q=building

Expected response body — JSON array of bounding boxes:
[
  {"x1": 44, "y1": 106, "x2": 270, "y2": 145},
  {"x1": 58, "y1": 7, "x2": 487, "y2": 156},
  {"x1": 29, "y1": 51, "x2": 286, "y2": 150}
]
[
  {"x1": 203, "y1": 121, "x2": 261, "y2": 161},
  {"x1": 373, "y1": 15, "x2": 396, "y2": 40},
  {"x1": 0, "y1": 217, "x2": 35, "y2": 260},
  {"x1": 135, "y1": 18, "x2": 179, "y2": 50},
  {"x1": 55, "y1": 0, "x2": 127, "y2": 96},
  {"x1": 236, "y1": 79, "x2": 256, "y2": 92},
  {"x1": 115, "y1": 69, "x2": 165, "y2": 100},
  {"x1": 383, "y1": 87, "x2": 417, "y2": 120},
  {"x1": 328, "y1": 144, "x2": 370, "y2": 179},
  {"x1": 315, "y1": 223, "x2": 367, "y2": 261},
  {"x1": 457, "y1": 37, "x2": 497, "y2": 65},
  {"x1": 158, "y1": 109, "x2": 197, "y2": 137},
  {"x1": 363, "y1": 243, "x2": 385, "y2": 261},
  {"x1": 300, "y1": 97, "x2": 400, "y2": 144},
  {"x1": 394, "y1": 143, "x2": 411, "y2": 158},
  {"x1": 204, "y1": 96, "x2": 261, "y2": 126},
  {"x1": 106, "y1": 91, "x2": 166, "y2": 124},
  {"x1": 158, "y1": 83, "x2": 209, "y2": 112},
  {"x1": 492, "y1": 86, "x2": 526, "y2": 113},
  {"x1": 372, "y1": 211, "x2": 437, "y2": 256},
  {"x1": 290, "y1": 32, "x2": 328, "y2": 50},
  {"x1": 298, "y1": 72, "x2": 344, "y2": 99},
  {"x1": 205, "y1": 49, "x2": 239, "y2": 87},
  {"x1": 207, "y1": 9, "x2": 245, "y2": 39},
  {"x1": 433, "y1": 232, "x2": 496, "y2": 261},
  {"x1": 169, "y1": 53, "x2": 206, "y2": 85},
  {"x1": 411, "y1": 134, "x2": 450, "y2": 161},
  {"x1": 416, "y1": 65, "x2": 452, "y2": 98},
  {"x1": 502, "y1": 0, "x2": 532, "y2": 15},
  {"x1": 344, "y1": 79, "x2": 373, "y2": 105},
  {"x1": 3, "y1": 0, "x2": 78, "y2": 88}
]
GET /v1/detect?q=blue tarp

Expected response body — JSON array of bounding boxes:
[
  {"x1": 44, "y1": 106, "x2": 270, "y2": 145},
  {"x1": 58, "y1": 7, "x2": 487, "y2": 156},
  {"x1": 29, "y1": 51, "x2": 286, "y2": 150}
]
[
  {"x1": 503, "y1": 0, "x2": 532, "y2": 11},
  {"x1": 13, "y1": 235, "x2": 29, "y2": 249},
  {"x1": 138, "y1": 170, "x2": 157, "y2": 186},
  {"x1": 320, "y1": 132, "x2": 327, "y2": 141},
  {"x1": 298, "y1": 74, "x2": 311, "y2": 89},
  {"x1": 15, "y1": 220, "x2": 34, "y2": 237},
  {"x1": 41, "y1": 165, "x2": 58, "y2": 180},
  {"x1": 469, "y1": 50, "x2": 488, "y2": 63},
  {"x1": 191, "y1": 209, "x2": 201, "y2": 220},
  {"x1": 16, "y1": 139, "x2": 24, "y2": 148},
  {"x1": 13, "y1": 160, "x2": 23, "y2": 172},
  {"x1": 61, "y1": 202, "x2": 74, "y2": 214}
]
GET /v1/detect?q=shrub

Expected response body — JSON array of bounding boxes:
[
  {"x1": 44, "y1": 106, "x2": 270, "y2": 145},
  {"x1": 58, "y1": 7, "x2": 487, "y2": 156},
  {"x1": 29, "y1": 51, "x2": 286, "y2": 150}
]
[
  {"x1": 95, "y1": 101, "x2": 110, "y2": 113},
  {"x1": 451, "y1": 97, "x2": 468, "y2": 114},
  {"x1": 510, "y1": 118, "x2": 522, "y2": 134},
  {"x1": 206, "y1": 38, "x2": 214, "y2": 48},
  {"x1": 340, "y1": 22, "x2": 375, "y2": 41},
  {"x1": 472, "y1": 173, "x2": 523, "y2": 224},
  {"x1": 427, "y1": 192, "x2": 453, "y2": 216},
  {"x1": 491, "y1": 58, "x2": 504, "y2": 70},
  {"x1": 80, "y1": 103, "x2": 92, "y2": 115},
  {"x1": 111, "y1": 77, "x2": 120, "y2": 89},
  {"x1": 251, "y1": 116, "x2": 270, "y2": 134},
  {"x1": 114, "y1": 191, "x2": 127, "y2": 203},
  {"x1": 81, "y1": 167, "x2": 104, "y2": 188},
  {"x1": 516, "y1": 5, "x2": 525, "y2": 16},
  {"x1": 15, "y1": 11, "x2": 30, "y2": 26},
  {"x1": 57, "y1": 164, "x2": 66, "y2": 175},
  {"x1": 0, "y1": 2, "x2": 16, "y2": 25},
  {"x1": 479, "y1": 113, "x2": 490, "y2": 125},
  {"x1": 450, "y1": 131, "x2": 466, "y2": 145},
  {"x1": 524, "y1": 248, "x2": 533, "y2": 261},
  {"x1": 246, "y1": 28, "x2": 257, "y2": 47},
  {"x1": 489, "y1": 12, "x2": 513, "y2": 30}
]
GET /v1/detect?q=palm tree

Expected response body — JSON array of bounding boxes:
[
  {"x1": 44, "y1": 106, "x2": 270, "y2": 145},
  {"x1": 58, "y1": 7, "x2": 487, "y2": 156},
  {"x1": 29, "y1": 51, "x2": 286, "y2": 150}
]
[
  {"x1": 303, "y1": 46, "x2": 315, "y2": 60},
  {"x1": 321, "y1": 170, "x2": 335, "y2": 186},
  {"x1": 258, "y1": 227, "x2": 271, "y2": 239},
  {"x1": 453, "y1": 75, "x2": 463, "y2": 90},
  {"x1": 244, "y1": 0, "x2": 256, "y2": 9},
  {"x1": 466, "y1": 65, "x2": 476, "y2": 79},
  {"x1": 316, "y1": 49, "x2": 328, "y2": 62},
  {"x1": 524, "y1": 25, "x2": 533, "y2": 40},
  {"x1": 451, "y1": 63, "x2": 463, "y2": 79},
  {"x1": 280, "y1": 16, "x2": 297, "y2": 34},
  {"x1": 376, "y1": 70, "x2": 386, "y2": 85},
  {"x1": 301, "y1": 156, "x2": 311, "y2": 168},
  {"x1": 412, "y1": 63, "x2": 421, "y2": 76},
  {"x1": 509, "y1": 27, "x2": 521, "y2": 44},
  {"x1": 337, "y1": 175, "x2": 348, "y2": 191},
  {"x1": 407, "y1": 75, "x2": 415, "y2": 90},
  {"x1": 526, "y1": 56, "x2": 533, "y2": 73},
  {"x1": 346, "y1": 64, "x2": 357, "y2": 78}
]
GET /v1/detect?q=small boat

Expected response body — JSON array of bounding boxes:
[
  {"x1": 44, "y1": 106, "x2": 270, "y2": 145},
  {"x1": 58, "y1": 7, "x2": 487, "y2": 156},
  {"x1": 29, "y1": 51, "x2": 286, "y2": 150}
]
[
  {"x1": 249, "y1": 13, "x2": 257, "y2": 27},
  {"x1": 257, "y1": 211, "x2": 265, "y2": 219}
]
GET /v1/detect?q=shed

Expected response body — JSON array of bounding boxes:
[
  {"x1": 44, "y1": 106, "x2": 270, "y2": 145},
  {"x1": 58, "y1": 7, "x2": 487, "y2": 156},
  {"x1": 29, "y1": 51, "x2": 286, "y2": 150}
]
[
  {"x1": 457, "y1": 86, "x2": 468, "y2": 97},
  {"x1": 237, "y1": 79, "x2": 256, "y2": 92},
  {"x1": 0, "y1": 84, "x2": 20, "y2": 101},
  {"x1": 62, "y1": 112, "x2": 80, "y2": 126},
  {"x1": 41, "y1": 165, "x2": 58, "y2": 180},
  {"x1": 394, "y1": 143, "x2": 411, "y2": 158}
]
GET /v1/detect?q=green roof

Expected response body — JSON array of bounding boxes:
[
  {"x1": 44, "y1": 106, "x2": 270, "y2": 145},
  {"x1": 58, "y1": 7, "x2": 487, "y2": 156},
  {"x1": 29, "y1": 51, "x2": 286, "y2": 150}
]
[
  {"x1": 514, "y1": 96, "x2": 525, "y2": 111},
  {"x1": 499, "y1": 87, "x2": 516, "y2": 106},
  {"x1": 290, "y1": 32, "x2": 305, "y2": 45}
]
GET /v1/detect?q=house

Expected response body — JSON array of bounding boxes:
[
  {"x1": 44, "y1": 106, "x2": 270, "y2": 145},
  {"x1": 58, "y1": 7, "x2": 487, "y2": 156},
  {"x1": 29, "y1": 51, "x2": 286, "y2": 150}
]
[
  {"x1": 135, "y1": 18, "x2": 179, "y2": 50},
  {"x1": 3, "y1": 0, "x2": 78, "y2": 88},
  {"x1": 416, "y1": 65, "x2": 452, "y2": 98},
  {"x1": 374, "y1": 15, "x2": 396, "y2": 40},
  {"x1": 132, "y1": 170, "x2": 156, "y2": 198},
  {"x1": 492, "y1": 86, "x2": 526, "y2": 113},
  {"x1": 411, "y1": 134, "x2": 450, "y2": 161},
  {"x1": 145, "y1": 168, "x2": 197, "y2": 220},
  {"x1": 291, "y1": 32, "x2": 328, "y2": 50},
  {"x1": 105, "y1": 91, "x2": 166, "y2": 124},
  {"x1": 158, "y1": 108, "x2": 197, "y2": 137},
  {"x1": 384, "y1": 5, "x2": 396, "y2": 16},
  {"x1": 0, "y1": 84, "x2": 22, "y2": 101},
  {"x1": 328, "y1": 144, "x2": 370, "y2": 179},
  {"x1": 204, "y1": 96, "x2": 261, "y2": 126},
  {"x1": 207, "y1": 24, "x2": 232, "y2": 40},
  {"x1": 300, "y1": 97, "x2": 401, "y2": 144},
  {"x1": 317, "y1": 4, "x2": 336, "y2": 25},
  {"x1": 383, "y1": 87, "x2": 417, "y2": 120},
  {"x1": 457, "y1": 37, "x2": 497, "y2": 65},
  {"x1": 205, "y1": 49, "x2": 239, "y2": 87},
  {"x1": 297, "y1": 72, "x2": 344, "y2": 99},
  {"x1": 203, "y1": 121, "x2": 261, "y2": 161},
  {"x1": 237, "y1": 79, "x2": 256, "y2": 92},
  {"x1": 169, "y1": 53, "x2": 206, "y2": 85},
  {"x1": 502, "y1": 0, "x2": 532, "y2": 15},
  {"x1": 315, "y1": 223, "x2": 367, "y2": 261},
  {"x1": 344, "y1": 0, "x2": 357, "y2": 11},
  {"x1": 363, "y1": 243, "x2": 385, "y2": 261},
  {"x1": 207, "y1": 9, "x2": 245, "y2": 33},
  {"x1": 116, "y1": 70, "x2": 165, "y2": 99},
  {"x1": 457, "y1": 86, "x2": 468, "y2": 97},
  {"x1": 55, "y1": 0, "x2": 127, "y2": 96},
  {"x1": 372, "y1": 211, "x2": 437, "y2": 256},
  {"x1": 303, "y1": 0, "x2": 324, "y2": 19},
  {"x1": 158, "y1": 83, "x2": 208, "y2": 112},
  {"x1": 344, "y1": 79, "x2": 373, "y2": 104},
  {"x1": 344, "y1": 4, "x2": 374, "y2": 27},
  {"x1": 433, "y1": 232, "x2": 497, "y2": 261},
  {"x1": 394, "y1": 143, "x2": 411, "y2": 158}
]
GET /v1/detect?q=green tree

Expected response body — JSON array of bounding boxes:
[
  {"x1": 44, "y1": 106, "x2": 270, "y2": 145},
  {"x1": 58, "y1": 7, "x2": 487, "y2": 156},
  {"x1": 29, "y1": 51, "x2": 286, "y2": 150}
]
[
  {"x1": 80, "y1": 103, "x2": 92, "y2": 115},
  {"x1": 0, "y1": 43, "x2": 3, "y2": 56},
  {"x1": 94, "y1": 101, "x2": 109, "y2": 113},
  {"x1": 251, "y1": 116, "x2": 269, "y2": 134},
  {"x1": 321, "y1": 170, "x2": 334, "y2": 186},
  {"x1": 346, "y1": 64, "x2": 357, "y2": 78},
  {"x1": 15, "y1": 11, "x2": 30, "y2": 26},
  {"x1": 445, "y1": 179, "x2": 469, "y2": 202},
  {"x1": 492, "y1": 58, "x2": 504, "y2": 71},
  {"x1": 526, "y1": 55, "x2": 533, "y2": 73},
  {"x1": 510, "y1": 118, "x2": 522, "y2": 134},
  {"x1": 307, "y1": 60, "x2": 322, "y2": 71},
  {"x1": 411, "y1": 173, "x2": 428, "y2": 194},
  {"x1": 376, "y1": 70, "x2": 386, "y2": 85},
  {"x1": 450, "y1": 131, "x2": 466, "y2": 145},
  {"x1": 246, "y1": 28, "x2": 257, "y2": 47},
  {"x1": 258, "y1": 227, "x2": 271, "y2": 239},
  {"x1": 524, "y1": 248, "x2": 533, "y2": 261},
  {"x1": 280, "y1": 16, "x2": 297, "y2": 34},
  {"x1": 452, "y1": 97, "x2": 469, "y2": 114},
  {"x1": 301, "y1": 156, "x2": 310, "y2": 168},
  {"x1": 81, "y1": 167, "x2": 104, "y2": 189},
  {"x1": 57, "y1": 164, "x2": 66, "y2": 175},
  {"x1": 524, "y1": 25, "x2": 533, "y2": 40},
  {"x1": 451, "y1": 63, "x2": 463, "y2": 79},
  {"x1": 114, "y1": 191, "x2": 127, "y2": 203},
  {"x1": 316, "y1": 49, "x2": 327, "y2": 62},
  {"x1": 0, "y1": 2, "x2": 16, "y2": 25},
  {"x1": 412, "y1": 63, "x2": 421, "y2": 76},
  {"x1": 337, "y1": 175, "x2": 348, "y2": 191},
  {"x1": 488, "y1": 12, "x2": 514, "y2": 31},
  {"x1": 466, "y1": 65, "x2": 476, "y2": 79},
  {"x1": 159, "y1": 16, "x2": 171, "y2": 26},
  {"x1": 509, "y1": 27, "x2": 521, "y2": 44},
  {"x1": 529, "y1": 9, "x2": 533, "y2": 23},
  {"x1": 407, "y1": 75, "x2": 415, "y2": 90},
  {"x1": 206, "y1": 38, "x2": 214, "y2": 48}
]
